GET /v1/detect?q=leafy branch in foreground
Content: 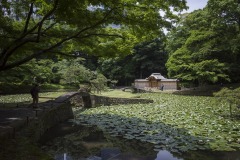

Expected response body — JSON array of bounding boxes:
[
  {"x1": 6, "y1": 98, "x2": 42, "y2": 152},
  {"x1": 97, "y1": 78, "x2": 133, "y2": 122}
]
[{"x1": 0, "y1": 0, "x2": 188, "y2": 72}]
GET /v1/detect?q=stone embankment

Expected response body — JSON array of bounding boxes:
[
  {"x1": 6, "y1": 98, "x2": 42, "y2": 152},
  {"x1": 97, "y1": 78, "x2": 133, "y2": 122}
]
[
  {"x1": 0, "y1": 93, "x2": 75, "y2": 142},
  {"x1": 0, "y1": 92, "x2": 153, "y2": 143},
  {"x1": 90, "y1": 95, "x2": 153, "y2": 107}
]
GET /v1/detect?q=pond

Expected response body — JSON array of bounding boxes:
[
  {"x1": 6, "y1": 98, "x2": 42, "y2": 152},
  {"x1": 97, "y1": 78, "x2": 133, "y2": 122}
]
[{"x1": 40, "y1": 121, "x2": 240, "y2": 160}]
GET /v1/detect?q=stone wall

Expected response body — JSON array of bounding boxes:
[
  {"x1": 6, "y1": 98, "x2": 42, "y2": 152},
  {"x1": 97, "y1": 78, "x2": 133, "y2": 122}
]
[
  {"x1": 1, "y1": 92, "x2": 153, "y2": 143},
  {"x1": 20, "y1": 102, "x2": 74, "y2": 142},
  {"x1": 90, "y1": 95, "x2": 153, "y2": 107},
  {"x1": 27, "y1": 94, "x2": 153, "y2": 141}
]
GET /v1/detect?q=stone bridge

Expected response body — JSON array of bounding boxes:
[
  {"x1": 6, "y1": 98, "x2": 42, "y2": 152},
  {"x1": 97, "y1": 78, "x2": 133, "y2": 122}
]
[
  {"x1": 54, "y1": 91, "x2": 92, "y2": 107},
  {"x1": 0, "y1": 91, "x2": 153, "y2": 142},
  {"x1": 54, "y1": 91, "x2": 154, "y2": 108}
]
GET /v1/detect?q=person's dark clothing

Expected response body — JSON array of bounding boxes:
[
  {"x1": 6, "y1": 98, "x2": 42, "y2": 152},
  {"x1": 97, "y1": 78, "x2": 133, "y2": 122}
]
[
  {"x1": 31, "y1": 85, "x2": 39, "y2": 98},
  {"x1": 30, "y1": 85, "x2": 39, "y2": 107},
  {"x1": 160, "y1": 84, "x2": 164, "y2": 91}
]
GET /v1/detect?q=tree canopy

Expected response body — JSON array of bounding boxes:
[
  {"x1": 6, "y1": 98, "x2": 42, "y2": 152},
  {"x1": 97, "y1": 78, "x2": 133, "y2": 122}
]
[
  {"x1": 0, "y1": 0, "x2": 188, "y2": 72},
  {"x1": 98, "y1": 38, "x2": 167, "y2": 85},
  {"x1": 166, "y1": 0, "x2": 240, "y2": 85}
]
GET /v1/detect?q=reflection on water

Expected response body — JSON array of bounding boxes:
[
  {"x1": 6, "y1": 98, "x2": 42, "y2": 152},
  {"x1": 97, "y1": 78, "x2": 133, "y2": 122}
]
[
  {"x1": 54, "y1": 151, "x2": 182, "y2": 160},
  {"x1": 54, "y1": 153, "x2": 73, "y2": 160},
  {"x1": 155, "y1": 150, "x2": 182, "y2": 160},
  {"x1": 40, "y1": 122, "x2": 240, "y2": 160},
  {"x1": 54, "y1": 150, "x2": 183, "y2": 160}
]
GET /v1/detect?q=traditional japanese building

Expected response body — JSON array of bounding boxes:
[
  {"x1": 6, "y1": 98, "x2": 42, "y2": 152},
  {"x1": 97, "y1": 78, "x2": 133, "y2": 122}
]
[{"x1": 134, "y1": 73, "x2": 180, "y2": 90}]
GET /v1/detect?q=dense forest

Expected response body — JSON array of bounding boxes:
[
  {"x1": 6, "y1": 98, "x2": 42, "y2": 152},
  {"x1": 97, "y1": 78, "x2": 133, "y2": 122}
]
[{"x1": 0, "y1": 0, "x2": 239, "y2": 88}]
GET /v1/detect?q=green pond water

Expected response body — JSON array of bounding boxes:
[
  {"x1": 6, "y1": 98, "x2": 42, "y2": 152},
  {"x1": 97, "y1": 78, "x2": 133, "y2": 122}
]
[{"x1": 40, "y1": 121, "x2": 240, "y2": 160}]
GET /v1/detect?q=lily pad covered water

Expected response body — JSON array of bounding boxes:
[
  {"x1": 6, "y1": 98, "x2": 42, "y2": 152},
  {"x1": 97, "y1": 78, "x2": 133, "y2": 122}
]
[
  {"x1": 73, "y1": 93, "x2": 240, "y2": 154},
  {"x1": 41, "y1": 123, "x2": 158, "y2": 159},
  {"x1": 41, "y1": 122, "x2": 239, "y2": 160},
  {"x1": 0, "y1": 92, "x2": 67, "y2": 105}
]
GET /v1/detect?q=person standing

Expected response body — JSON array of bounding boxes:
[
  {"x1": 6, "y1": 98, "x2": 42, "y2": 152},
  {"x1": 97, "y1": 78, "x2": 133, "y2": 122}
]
[
  {"x1": 160, "y1": 84, "x2": 164, "y2": 91},
  {"x1": 30, "y1": 84, "x2": 40, "y2": 108}
]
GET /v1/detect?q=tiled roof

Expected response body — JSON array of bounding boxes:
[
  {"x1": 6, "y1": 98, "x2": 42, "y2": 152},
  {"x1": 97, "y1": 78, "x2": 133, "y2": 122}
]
[
  {"x1": 161, "y1": 79, "x2": 179, "y2": 82},
  {"x1": 147, "y1": 73, "x2": 166, "y2": 80},
  {"x1": 135, "y1": 79, "x2": 148, "y2": 82},
  {"x1": 135, "y1": 73, "x2": 179, "y2": 82}
]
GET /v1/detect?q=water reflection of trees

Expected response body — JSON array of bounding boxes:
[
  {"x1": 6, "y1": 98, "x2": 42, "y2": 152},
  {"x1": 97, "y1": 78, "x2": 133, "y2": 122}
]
[
  {"x1": 41, "y1": 118, "x2": 240, "y2": 160},
  {"x1": 75, "y1": 112, "x2": 211, "y2": 159}
]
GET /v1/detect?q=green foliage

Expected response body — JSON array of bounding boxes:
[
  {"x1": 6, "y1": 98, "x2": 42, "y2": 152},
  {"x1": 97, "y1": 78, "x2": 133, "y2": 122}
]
[
  {"x1": 207, "y1": 0, "x2": 240, "y2": 82},
  {"x1": 0, "y1": 82, "x2": 33, "y2": 94},
  {"x1": 166, "y1": 5, "x2": 239, "y2": 84},
  {"x1": 98, "y1": 38, "x2": 167, "y2": 85},
  {"x1": 214, "y1": 87, "x2": 240, "y2": 117},
  {"x1": 0, "y1": 59, "x2": 57, "y2": 84},
  {"x1": 90, "y1": 73, "x2": 108, "y2": 93},
  {"x1": 0, "y1": 92, "x2": 68, "y2": 106},
  {"x1": 131, "y1": 38, "x2": 168, "y2": 78},
  {"x1": 54, "y1": 58, "x2": 108, "y2": 92},
  {"x1": 214, "y1": 87, "x2": 240, "y2": 107},
  {"x1": 25, "y1": 59, "x2": 56, "y2": 84},
  {"x1": 0, "y1": 81, "x2": 76, "y2": 94},
  {"x1": 98, "y1": 57, "x2": 125, "y2": 83},
  {"x1": 0, "y1": 57, "x2": 105, "y2": 91},
  {"x1": 192, "y1": 60, "x2": 229, "y2": 84},
  {"x1": 55, "y1": 58, "x2": 91, "y2": 85},
  {"x1": 0, "y1": 0, "x2": 188, "y2": 71}
]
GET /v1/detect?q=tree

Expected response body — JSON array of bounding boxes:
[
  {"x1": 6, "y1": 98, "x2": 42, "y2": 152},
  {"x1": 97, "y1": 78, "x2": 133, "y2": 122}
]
[
  {"x1": 98, "y1": 57, "x2": 127, "y2": 85},
  {"x1": 55, "y1": 58, "x2": 93, "y2": 85},
  {"x1": 0, "y1": 0, "x2": 188, "y2": 72},
  {"x1": 131, "y1": 38, "x2": 167, "y2": 78},
  {"x1": 0, "y1": 58, "x2": 55, "y2": 84},
  {"x1": 207, "y1": 0, "x2": 240, "y2": 82},
  {"x1": 98, "y1": 38, "x2": 167, "y2": 85},
  {"x1": 166, "y1": 7, "x2": 237, "y2": 85},
  {"x1": 90, "y1": 73, "x2": 108, "y2": 93}
]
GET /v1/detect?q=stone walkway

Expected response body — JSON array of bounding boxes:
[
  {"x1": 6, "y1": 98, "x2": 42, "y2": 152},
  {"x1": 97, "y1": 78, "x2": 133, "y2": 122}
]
[{"x1": 0, "y1": 92, "x2": 79, "y2": 141}]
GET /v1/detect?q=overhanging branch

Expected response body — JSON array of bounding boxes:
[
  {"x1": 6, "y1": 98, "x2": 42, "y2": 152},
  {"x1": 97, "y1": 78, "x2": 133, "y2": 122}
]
[
  {"x1": 0, "y1": 0, "x2": 60, "y2": 69},
  {"x1": 23, "y1": 3, "x2": 34, "y2": 34},
  {"x1": 0, "y1": 4, "x2": 119, "y2": 71}
]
